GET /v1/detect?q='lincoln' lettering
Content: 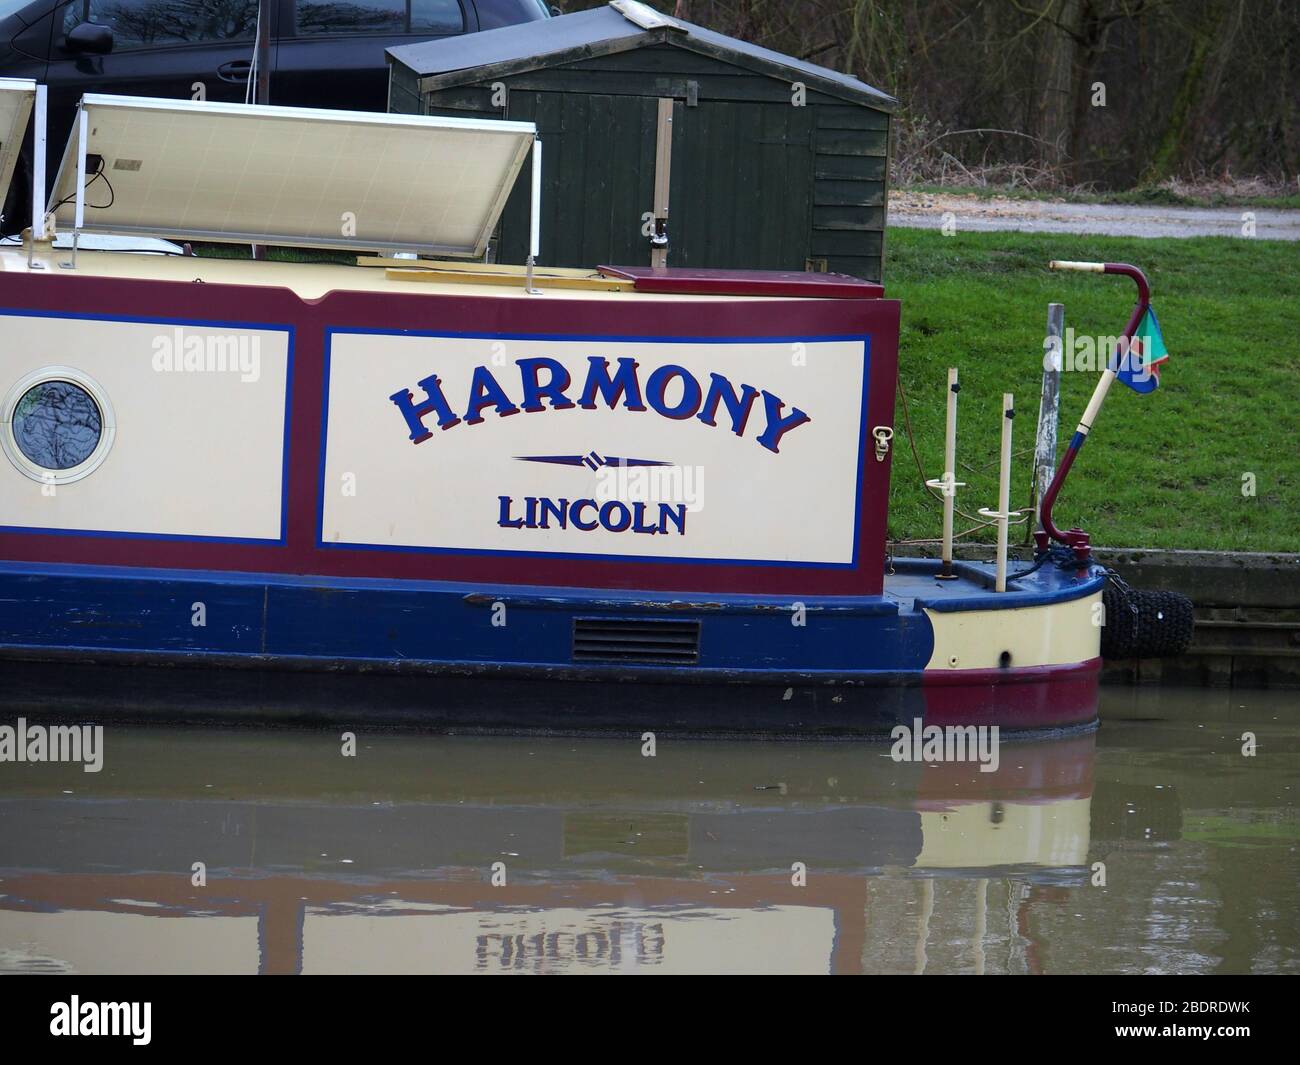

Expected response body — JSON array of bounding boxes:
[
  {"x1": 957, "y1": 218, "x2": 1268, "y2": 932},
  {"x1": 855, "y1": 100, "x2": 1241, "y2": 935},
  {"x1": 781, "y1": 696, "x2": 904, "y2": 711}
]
[{"x1": 499, "y1": 496, "x2": 687, "y2": 535}]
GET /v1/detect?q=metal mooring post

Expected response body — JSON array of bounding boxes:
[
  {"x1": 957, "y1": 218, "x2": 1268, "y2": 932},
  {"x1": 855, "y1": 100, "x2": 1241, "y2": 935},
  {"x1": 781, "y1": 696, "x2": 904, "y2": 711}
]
[
  {"x1": 1029, "y1": 303, "x2": 1063, "y2": 539},
  {"x1": 979, "y1": 395, "x2": 1020, "y2": 592},
  {"x1": 925, "y1": 368, "x2": 965, "y2": 578}
]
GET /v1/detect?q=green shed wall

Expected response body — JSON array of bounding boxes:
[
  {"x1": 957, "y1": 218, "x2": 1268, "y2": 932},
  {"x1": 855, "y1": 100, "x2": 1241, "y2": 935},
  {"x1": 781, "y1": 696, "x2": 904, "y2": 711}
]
[{"x1": 401, "y1": 42, "x2": 890, "y2": 281}]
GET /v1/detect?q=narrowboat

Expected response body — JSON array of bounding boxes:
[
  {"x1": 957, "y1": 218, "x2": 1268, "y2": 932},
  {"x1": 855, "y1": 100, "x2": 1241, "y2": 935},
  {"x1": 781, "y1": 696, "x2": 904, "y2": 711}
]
[{"x1": 0, "y1": 85, "x2": 1143, "y2": 734}]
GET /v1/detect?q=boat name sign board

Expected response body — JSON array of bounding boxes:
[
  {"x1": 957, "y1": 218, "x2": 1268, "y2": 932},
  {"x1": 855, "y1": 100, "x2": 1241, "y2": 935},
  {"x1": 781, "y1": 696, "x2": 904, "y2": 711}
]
[{"x1": 321, "y1": 332, "x2": 870, "y2": 567}]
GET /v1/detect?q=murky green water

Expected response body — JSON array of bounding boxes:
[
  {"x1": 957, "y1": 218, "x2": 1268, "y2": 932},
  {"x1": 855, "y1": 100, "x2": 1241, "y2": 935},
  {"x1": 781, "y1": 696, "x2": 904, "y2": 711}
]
[{"x1": 0, "y1": 686, "x2": 1295, "y2": 974}]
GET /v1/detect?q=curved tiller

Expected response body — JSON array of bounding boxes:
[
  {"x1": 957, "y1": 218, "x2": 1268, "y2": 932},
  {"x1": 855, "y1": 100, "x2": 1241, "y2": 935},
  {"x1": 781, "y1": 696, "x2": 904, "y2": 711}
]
[{"x1": 1036, "y1": 260, "x2": 1168, "y2": 560}]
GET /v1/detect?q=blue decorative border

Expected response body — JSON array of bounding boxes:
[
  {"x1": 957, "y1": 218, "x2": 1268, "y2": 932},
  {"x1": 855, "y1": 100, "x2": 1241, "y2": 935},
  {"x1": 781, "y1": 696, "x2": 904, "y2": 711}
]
[{"x1": 316, "y1": 328, "x2": 872, "y2": 570}]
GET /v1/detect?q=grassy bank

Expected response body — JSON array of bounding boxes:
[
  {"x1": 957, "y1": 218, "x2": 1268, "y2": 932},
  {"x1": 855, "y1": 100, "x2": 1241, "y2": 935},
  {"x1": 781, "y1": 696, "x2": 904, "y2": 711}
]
[{"x1": 883, "y1": 228, "x2": 1299, "y2": 552}]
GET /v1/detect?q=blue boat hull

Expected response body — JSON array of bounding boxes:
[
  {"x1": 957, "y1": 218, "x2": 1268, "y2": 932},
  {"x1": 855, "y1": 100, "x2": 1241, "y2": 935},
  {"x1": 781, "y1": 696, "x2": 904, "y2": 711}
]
[{"x1": 0, "y1": 558, "x2": 1105, "y2": 735}]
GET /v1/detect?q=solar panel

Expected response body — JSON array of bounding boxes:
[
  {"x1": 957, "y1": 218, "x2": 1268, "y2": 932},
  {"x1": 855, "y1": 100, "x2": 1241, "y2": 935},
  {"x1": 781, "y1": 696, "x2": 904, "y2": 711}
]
[
  {"x1": 48, "y1": 95, "x2": 538, "y2": 257},
  {"x1": 0, "y1": 79, "x2": 35, "y2": 219}
]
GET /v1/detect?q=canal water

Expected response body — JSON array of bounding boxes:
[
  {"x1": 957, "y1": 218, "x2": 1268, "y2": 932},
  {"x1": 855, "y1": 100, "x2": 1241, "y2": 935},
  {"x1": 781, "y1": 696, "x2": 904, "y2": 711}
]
[{"x1": 0, "y1": 686, "x2": 1294, "y2": 975}]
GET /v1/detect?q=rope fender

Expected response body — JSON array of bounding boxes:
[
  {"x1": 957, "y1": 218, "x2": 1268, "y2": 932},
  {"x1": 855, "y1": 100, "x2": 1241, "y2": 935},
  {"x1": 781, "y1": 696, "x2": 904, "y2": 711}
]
[{"x1": 1101, "y1": 573, "x2": 1195, "y2": 659}]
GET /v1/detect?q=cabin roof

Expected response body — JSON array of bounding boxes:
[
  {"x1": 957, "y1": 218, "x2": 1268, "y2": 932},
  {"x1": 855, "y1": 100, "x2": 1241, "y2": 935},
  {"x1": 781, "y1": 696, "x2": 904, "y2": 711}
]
[
  {"x1": 388, "y1": 3, "x2": 895, "y2": 110},
  {"x1": 1, "y1": 246, "x2": 887, "y2": 302}
]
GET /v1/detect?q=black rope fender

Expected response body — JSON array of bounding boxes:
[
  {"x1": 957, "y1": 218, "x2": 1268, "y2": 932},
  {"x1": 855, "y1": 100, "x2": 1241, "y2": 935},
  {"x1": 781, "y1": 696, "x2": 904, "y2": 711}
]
[{"x1": 1100, "y1": 571, "x2": 1195, "y2": 659}]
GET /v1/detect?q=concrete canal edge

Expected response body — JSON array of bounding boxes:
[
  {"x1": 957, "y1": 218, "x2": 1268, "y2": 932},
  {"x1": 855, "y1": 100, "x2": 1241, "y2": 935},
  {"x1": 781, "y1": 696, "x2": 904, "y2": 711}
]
[
  {"x1": 1095, "y1": 548, "x2": 1300, "y2": 689},
  {"x1": 893, "y1": 545, "x2": 1300, "y2": 689}
]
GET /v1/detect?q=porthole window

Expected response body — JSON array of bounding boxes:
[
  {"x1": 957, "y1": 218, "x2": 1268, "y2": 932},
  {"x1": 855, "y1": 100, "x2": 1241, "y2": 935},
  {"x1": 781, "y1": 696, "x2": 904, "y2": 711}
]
[{"x1": 2, "y1": 367, "x2": 116, "y2": 485}]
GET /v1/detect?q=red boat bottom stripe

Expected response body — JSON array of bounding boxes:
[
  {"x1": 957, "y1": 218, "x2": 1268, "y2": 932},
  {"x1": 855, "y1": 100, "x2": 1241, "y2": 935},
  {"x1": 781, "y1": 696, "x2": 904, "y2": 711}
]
[{"x1": 921, "y1": 657, "x2": 1101, "y2": 730}]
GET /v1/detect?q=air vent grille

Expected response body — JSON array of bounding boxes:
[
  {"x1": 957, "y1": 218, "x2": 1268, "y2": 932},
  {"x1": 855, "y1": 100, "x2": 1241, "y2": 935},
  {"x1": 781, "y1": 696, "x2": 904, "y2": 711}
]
[{"x1": 572, "y1": 617, "x2": 701, "y2": 665}]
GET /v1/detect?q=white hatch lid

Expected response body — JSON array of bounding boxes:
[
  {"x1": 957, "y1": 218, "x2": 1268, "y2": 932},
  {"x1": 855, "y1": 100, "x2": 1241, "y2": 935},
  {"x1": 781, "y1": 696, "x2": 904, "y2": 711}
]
[{"x1": 48, "y1": 95, "x2": 538, "y2": 257}]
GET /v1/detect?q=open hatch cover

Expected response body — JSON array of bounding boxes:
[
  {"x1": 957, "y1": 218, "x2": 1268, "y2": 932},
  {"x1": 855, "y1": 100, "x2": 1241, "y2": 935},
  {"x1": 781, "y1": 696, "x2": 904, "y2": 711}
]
[{"x1": 48, "y1": 95, "x2": 537, "y2": 257}]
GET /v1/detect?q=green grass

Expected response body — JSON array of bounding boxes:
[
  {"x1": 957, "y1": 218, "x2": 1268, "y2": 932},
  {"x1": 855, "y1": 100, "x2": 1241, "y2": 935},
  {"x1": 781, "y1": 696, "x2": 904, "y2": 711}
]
[
  {"x1": 884, "y1": 228, "x2": 1300, "y2": 552},
  {"x1": 1105, "y1": 188, "x2": 1300, "y2": 211},
  {"x1": 901, "y1": 182, "x2": 1300, "y2": 210},
  {"x1": 1183, "y1": 815, "x2": 1300, "y2": 849}
]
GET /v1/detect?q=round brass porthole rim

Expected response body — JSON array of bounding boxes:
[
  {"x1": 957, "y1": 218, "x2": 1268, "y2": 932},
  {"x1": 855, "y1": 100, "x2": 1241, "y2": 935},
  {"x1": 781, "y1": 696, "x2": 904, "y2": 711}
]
[{"x1": 1, "y1": 366, "x2": 117, "y2": 485}]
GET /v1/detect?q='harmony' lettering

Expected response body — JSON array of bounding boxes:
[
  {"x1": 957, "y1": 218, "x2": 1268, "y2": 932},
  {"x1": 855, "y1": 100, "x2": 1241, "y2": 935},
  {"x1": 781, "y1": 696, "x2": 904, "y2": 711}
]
[{"x1": 390, "y1": 357, "x2": 811, "y2": 454}]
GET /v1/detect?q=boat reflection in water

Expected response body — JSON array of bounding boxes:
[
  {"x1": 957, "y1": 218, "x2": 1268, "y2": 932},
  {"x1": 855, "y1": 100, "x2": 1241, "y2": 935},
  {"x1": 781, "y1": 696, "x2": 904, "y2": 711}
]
[{"x1": 0, "y1": 725, "x2": 1102, "y2": 974}]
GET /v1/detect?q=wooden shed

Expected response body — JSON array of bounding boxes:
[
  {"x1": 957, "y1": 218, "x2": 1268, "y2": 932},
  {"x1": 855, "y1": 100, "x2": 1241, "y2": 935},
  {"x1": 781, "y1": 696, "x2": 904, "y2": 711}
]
[{"x1": 388, "y1": 1, "x2": 895, "y2": 281}]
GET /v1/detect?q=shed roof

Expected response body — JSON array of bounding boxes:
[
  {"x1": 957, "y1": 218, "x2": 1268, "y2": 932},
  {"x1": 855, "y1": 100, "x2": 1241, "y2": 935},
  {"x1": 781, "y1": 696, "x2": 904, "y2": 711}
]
[{"x1": 388, "y1": 2, "x2": 896, "y2": 110}]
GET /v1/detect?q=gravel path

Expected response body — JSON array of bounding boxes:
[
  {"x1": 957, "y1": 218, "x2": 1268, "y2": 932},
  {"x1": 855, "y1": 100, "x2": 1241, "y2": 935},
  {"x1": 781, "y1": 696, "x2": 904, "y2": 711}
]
[{"x1": 888, "y1": 191, "x2": 1300, "y2": 241}]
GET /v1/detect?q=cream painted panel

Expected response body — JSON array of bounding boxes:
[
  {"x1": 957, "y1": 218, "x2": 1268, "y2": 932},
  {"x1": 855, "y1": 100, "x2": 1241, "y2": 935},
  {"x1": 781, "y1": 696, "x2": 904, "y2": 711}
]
[
  {"x1": 0, "y1": 314, "x2": 289, "y2": 540},
  {"x1": 924, "y1": 592, "x2": 1102, "y2": 670}
]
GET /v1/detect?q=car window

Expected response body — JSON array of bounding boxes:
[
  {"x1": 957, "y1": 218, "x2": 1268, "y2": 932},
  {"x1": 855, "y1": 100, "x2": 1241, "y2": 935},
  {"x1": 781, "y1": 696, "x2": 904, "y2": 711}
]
[
  {"x1": 477, "y1": 0, "x2": 550, "y2": 30},
  {"x1": 61, "y1": 0, "x2": 259, "y2": 49},
  {"x1": 295, "y1": 0, "x2": 463, "y2": 35},
  {"x1": 410, "y1": 0, "x2": 461, "y2": 32}
]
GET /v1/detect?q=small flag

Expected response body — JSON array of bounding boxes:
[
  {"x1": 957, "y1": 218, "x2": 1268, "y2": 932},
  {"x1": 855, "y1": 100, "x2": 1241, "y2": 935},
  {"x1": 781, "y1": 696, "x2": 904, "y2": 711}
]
[{"x1": 1111, "y1": 306, "x2": 1169, "y2": 394}]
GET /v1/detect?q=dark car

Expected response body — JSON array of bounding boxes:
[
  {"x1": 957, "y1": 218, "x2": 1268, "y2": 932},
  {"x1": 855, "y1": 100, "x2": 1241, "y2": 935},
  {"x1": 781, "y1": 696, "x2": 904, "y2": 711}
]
[{"x1": 0, "y1": 0, "x2": 550, "y2": 234}]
